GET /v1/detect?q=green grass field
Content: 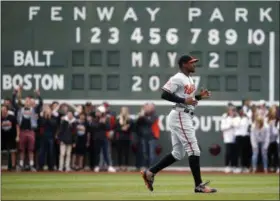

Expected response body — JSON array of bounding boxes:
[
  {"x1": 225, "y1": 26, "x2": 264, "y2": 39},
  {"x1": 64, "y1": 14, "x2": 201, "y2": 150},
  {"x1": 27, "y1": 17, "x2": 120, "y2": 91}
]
[{"x1": 1, "y1": 172, "x2": 279, "y2": 200}]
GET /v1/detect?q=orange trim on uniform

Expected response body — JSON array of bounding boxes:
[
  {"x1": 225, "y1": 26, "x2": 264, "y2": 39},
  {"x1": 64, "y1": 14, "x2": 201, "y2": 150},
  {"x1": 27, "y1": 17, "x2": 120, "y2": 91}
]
[
  {"x1": 178, "y1": 112, "x2": 194, "y2": 155},
  {"x1": 152, "y1": 118, "x2": 160, "y2": 139}
]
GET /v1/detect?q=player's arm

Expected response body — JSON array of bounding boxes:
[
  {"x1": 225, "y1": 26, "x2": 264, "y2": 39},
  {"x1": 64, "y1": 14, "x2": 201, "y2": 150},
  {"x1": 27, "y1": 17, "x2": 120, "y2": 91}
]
[
  {"x1": 161, "y1": 90, "x2": 184, "y2": 103},
  {"x1": 195, "y1": 88, "x2": 211, "y2": 100},
  {"x1": 161, "y1": 90, "x2": 197, "y2": 106}
]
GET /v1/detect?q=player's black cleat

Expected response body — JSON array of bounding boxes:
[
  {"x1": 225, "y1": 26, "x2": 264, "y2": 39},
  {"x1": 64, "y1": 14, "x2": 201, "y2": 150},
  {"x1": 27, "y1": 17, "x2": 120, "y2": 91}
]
[
  {"x1": 194, "y1": 181, "x2": 217, "y2": 193},
  {"x1": 141, "y1": 170, "x2": 154, "y2": 192}
]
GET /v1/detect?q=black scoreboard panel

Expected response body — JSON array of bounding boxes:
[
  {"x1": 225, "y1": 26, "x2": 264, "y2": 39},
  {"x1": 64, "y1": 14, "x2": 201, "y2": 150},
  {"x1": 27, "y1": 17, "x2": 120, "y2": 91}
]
[{"x1": 1, "y1": 1, "x2": 279, "y2": 101}]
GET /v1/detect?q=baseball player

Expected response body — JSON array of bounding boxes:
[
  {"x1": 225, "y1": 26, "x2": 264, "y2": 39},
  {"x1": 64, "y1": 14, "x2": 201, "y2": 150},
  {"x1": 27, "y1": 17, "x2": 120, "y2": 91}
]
[{"x1": 141, "y1": 55, "x2": 217, "y2": 193}]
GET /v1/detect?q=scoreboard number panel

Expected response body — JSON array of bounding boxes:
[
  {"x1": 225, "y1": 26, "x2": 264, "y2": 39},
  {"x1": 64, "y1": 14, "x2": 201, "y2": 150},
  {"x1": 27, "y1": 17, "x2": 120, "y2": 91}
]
[{"x1": 1, "y1": 1, "x2": 279, "y2": 103}]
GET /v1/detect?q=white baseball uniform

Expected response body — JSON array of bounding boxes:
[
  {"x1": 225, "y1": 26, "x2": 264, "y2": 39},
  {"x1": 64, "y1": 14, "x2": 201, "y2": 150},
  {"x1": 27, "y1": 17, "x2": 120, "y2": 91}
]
[{"x1": 162, "y1": 72, "x2": 200, "y2": 160}]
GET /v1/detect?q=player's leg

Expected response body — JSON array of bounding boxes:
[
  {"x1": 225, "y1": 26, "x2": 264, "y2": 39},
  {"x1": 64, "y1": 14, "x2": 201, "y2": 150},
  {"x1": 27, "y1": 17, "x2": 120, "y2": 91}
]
[
  {"x1": 141, "y1": 130, "x2": 182, "y2": 191},
  {"x1": 177, "y1": 112, "x2": 217, "y2": 193},
  {"x1": 152, "y1": 129, "x2": 183, "y2": 171},
  {"x1": 141, "y1": 111, "x2": 182, "y2": 191}
]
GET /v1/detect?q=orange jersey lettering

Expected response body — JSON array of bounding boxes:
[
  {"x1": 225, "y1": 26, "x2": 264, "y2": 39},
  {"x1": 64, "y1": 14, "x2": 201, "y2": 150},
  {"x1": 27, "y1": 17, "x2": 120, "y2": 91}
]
[{"x1": 184, "y1": 84, "x2": 195, "y2": 95}]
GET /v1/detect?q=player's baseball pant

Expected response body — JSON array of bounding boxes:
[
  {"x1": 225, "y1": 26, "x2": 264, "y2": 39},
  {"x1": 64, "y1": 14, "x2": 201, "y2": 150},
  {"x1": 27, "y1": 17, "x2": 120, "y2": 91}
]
[{"x1": 167, "y1": 110, "x2": 200, "y2": 160}]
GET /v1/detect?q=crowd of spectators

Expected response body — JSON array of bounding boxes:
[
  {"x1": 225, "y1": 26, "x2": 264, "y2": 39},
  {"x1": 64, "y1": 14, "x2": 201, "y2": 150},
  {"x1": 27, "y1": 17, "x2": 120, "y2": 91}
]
[
  {"x1": 2, "y1": 86, "x2": 279, "y2": 174},
  {"x1": 221, "y1": 99, "x2": 279, "y2": 174},
  {"x1": 1, "y1": 86, "x2": 161, "y2": 172}
]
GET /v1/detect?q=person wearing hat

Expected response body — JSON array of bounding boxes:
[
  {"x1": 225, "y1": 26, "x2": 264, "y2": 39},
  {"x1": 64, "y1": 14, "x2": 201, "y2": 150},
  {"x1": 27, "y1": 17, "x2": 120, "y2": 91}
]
[
  {"x1": 88, "y1": 105, "x2": 116, "y2": 173},
  {"x1": 141, "y1": 55, "x2": 217, "y2": 193},
  {"x1": 256, "y1": 100, "x2": 268, "y2": 119}
]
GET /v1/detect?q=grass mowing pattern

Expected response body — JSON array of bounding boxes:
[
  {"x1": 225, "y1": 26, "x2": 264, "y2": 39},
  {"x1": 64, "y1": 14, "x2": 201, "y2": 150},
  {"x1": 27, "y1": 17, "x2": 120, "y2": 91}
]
[{"x1": 1, "y1": 172, "x2": 279, "y2": 200}]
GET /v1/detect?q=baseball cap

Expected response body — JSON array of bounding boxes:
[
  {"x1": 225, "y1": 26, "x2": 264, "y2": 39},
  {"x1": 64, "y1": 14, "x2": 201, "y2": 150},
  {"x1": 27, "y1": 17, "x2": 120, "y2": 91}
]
[
  {"x1": 259, "y1": 100, "x2": 266, "y2": 105},
  {"x1": 178, "y1": 55, "x2": 199, "y2": 67},
  {"x1": 97, "y1": 105, "x2": 106, "y2": 113}
]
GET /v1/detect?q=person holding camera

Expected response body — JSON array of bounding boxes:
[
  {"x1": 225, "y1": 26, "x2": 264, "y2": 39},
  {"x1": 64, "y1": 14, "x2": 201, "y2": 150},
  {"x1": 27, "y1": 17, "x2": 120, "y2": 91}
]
[{"x1": 88, "y1": 105, "x2": 116, "y2": 172}]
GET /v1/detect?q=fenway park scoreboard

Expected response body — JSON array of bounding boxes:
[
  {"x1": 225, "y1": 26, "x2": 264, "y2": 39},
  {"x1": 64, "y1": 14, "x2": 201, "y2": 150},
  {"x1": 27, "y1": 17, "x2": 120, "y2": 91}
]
[{"x1": 1, "y1": 1, "x2": 279, "y2": 166}]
